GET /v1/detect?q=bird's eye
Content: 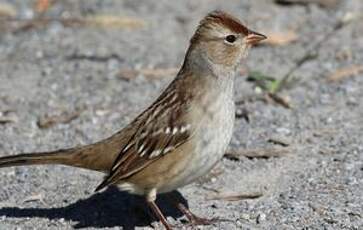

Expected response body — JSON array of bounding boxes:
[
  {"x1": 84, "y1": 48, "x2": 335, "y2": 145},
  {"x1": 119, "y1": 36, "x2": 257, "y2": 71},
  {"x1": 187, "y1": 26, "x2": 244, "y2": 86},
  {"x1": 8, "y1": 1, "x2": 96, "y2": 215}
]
[{"x1": 225, "y1": 35, "x2": 237, "y2": 44}]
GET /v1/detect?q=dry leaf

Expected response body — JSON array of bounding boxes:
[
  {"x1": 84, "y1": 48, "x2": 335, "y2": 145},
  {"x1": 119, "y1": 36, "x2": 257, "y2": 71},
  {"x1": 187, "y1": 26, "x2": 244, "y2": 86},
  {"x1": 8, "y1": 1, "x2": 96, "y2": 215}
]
[
  {"x1": 341, "y1": 12, "x2": 363, "y2": 25},
  {"x1": 327, "y1": 65, "x2": 363, "y2": 82},
  {"x1": 84, "y1": 15, "x2": 145, "y2": 29},
  {"x1": 206, "y1": 191, "x2": 263, "y2": 201},
  {"x1": 118, "y1": 69, "x2": 138, "y2": 81},
  {"x1": 37, "y1": 110, "x2": 82, "y2": 129},
  {"x1": 267, "y1": 93, "x2": 292, "y2": 109},
  {"x1": 224, "y1": 147, "x2": 291, "y2": 160},
  {"x1": 0, "y1": 111, "x2": 18, "y2": 124},
  {"x1": 0, "y1": 3, "x2": 16, "y2": 18},
  {"x1": 263, "y1": 31, "x2": 298, "y2": 46},
  {"x1": 35, "y1": 0, "x2": 51, "y2": 14},
  {"x1": 0, "y1": 116, "x2": 17, "y2": 124},
  {"x1": 8, "y1": 15, "x2": 145, "y2": 34},
  {"x1": 140, "y1": 68, "x2": 179, "y2": 79},
  {"x1": 118, "y1": 68, "x2": 178, "y2": 80}
]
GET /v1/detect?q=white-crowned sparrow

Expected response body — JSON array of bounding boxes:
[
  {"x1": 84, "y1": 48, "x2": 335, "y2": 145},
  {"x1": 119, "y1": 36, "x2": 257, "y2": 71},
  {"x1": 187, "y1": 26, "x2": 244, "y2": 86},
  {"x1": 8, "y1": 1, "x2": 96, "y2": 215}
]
[{"x1": 0, "y1": 10, "x2": 266, "y2": 229}]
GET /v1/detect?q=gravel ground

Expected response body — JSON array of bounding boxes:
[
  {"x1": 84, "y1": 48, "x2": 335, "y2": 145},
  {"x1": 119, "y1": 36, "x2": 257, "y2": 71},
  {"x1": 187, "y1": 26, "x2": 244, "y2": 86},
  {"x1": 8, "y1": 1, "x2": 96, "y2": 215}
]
[{"x1": 0, "y1": 0, "x2": 362, "y2": 229}]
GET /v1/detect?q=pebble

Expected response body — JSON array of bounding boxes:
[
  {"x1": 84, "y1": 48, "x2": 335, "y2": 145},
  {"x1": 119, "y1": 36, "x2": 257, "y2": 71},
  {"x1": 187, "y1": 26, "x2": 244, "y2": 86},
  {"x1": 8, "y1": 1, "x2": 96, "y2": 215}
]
[
  {"x1": 276, "y1": 127, "x2": 291, "y2": 135},
  {"x1": 59, "y1": 218, "x2": 66, "y2": 224},
  {"x1": 256, "y1": 212, "x2": 266, "y2": 224},
  {"x1": 241, "y1": 213, "x2": 250, "y2": 220}
]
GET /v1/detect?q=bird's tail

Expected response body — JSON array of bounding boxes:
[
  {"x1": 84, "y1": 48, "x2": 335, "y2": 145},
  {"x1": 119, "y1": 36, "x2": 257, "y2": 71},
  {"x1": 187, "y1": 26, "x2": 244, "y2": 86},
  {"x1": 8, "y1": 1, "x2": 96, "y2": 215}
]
[
  {"x1": 0, "y1": 139, "x2": 120, "y2": 173},
  {"x1": 0, "y1": 148, "x2": 75, "y2": 168}
]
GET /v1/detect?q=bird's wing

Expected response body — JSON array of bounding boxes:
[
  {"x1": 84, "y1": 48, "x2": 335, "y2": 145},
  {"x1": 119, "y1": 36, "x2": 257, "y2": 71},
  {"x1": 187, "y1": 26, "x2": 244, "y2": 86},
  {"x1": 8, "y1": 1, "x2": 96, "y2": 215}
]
[{"x1": 95, "y1": 86, "x2": 195, "y2": 191}]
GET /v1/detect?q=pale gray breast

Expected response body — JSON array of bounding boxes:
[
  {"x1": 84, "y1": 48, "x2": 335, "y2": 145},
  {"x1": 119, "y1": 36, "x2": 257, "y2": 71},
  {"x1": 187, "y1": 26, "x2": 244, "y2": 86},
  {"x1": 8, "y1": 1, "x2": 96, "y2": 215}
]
[
  {"x1": 158, "y1": 76, "x2": 235, "y2": 191},
  {"x1": 201, "y1": 82, "x2": 235, "y2": 159},
  {"x1": 188, "y1": 79, "x2": 235, "y2": 180}
]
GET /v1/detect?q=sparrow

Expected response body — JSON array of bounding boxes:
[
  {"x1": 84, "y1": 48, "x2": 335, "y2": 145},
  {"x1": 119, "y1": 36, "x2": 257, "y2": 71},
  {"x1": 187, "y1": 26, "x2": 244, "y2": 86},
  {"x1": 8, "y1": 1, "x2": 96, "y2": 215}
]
[{"x1": 0, "y1": 10, "x2": 266, "y2": 229}]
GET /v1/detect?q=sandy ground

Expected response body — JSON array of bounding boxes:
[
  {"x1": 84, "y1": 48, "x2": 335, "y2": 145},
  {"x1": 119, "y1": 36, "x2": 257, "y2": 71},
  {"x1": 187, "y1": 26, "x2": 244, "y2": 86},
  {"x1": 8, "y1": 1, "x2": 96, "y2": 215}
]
[{"x1": 0, "y1": 0, "x2": 362, "y2": 229}]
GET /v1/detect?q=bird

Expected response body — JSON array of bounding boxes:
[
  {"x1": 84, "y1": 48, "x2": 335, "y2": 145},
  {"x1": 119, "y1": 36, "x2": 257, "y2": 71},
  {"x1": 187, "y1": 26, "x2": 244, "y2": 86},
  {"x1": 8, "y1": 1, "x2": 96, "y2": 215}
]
[{"x1": 0, "y1": 10, "x2": 266, "y2": 229}]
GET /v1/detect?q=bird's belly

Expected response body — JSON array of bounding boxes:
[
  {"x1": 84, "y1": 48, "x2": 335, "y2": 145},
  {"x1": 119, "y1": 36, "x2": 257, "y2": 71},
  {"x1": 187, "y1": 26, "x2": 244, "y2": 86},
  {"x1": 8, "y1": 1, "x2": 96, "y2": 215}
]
[{"x1": 158, "y1": 97, "x2": 235, "y2": 193}]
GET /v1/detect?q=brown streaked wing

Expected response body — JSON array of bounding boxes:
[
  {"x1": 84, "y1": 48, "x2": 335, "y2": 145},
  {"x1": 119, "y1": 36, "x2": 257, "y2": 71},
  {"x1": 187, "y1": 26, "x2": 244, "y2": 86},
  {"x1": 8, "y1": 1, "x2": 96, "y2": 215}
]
[{"x1": 95, "y1": 87, "x2": 194, "y2": 192}]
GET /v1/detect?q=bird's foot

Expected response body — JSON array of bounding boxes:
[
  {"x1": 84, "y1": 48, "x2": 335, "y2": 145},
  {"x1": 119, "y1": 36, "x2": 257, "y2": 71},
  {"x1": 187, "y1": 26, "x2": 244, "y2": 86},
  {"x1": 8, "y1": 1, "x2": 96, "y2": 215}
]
[{"x1": 177, "y1": 203, "x2": 231, "y2": 227}]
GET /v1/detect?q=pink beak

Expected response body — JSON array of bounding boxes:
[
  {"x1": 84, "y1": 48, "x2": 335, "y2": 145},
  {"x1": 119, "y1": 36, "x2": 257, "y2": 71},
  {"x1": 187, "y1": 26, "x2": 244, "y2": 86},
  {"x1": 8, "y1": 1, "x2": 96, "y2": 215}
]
[{"x1": 246, "y1": 30, "x2": 267, "y2": 45}]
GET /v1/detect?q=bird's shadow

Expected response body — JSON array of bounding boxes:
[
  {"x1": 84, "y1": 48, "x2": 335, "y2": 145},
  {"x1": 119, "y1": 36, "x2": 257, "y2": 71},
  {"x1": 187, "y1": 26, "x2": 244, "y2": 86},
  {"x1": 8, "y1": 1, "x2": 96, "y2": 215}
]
[{"x1": 0, "y1": 187, "x2": 187, "y2": 229}]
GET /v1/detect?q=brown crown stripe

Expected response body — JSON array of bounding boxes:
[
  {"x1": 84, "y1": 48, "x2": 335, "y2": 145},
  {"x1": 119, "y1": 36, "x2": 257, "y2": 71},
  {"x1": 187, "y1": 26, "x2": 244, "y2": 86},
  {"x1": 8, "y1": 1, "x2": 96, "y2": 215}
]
[{"x1": 204, "y1": 10, "x2": 249, "y2": 35}]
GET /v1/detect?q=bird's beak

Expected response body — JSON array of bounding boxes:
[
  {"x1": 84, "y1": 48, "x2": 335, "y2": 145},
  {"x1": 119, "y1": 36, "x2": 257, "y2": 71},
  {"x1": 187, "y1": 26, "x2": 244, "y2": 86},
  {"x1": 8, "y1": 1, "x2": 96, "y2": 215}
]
[{"x1": 246, "y1": 30, "x2": 267, "y2": 45}]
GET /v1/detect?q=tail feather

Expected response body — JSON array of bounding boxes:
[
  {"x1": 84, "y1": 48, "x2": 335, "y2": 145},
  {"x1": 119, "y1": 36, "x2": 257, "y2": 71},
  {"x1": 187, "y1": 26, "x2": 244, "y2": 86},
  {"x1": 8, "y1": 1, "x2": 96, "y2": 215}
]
[
  {"x1": 0, "y1": 148, "x2": 77, "y2": 169},
  {"x1": 0, "y1": 137, "x2": 122, "y2": 173},
  {"x1": 0, "y1": 132, "x2": 127, "y2": 178}
]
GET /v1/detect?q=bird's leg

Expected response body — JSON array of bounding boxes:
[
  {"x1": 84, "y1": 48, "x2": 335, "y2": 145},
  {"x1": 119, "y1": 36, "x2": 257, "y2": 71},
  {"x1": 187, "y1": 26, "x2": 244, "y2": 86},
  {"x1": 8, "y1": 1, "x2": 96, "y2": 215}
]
[
  {"x1": 147, "y1": 200, "x2": 173, "y2": 230},
  {"x1": 146, "y1": 189, "x2": 173, "y2": 230}
]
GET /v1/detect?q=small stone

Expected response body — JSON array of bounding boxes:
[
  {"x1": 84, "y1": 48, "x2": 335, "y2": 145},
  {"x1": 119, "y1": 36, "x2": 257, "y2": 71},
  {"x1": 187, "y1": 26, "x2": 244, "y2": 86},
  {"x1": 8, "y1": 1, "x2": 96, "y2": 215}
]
[
  {"x1": 347, "y1": 97, "x2": 358, "y2": 106},
  {"x1": 256, "y1": 212, "x2": 266, "y2": 224},
  {"x1": 241, "y1": 213, "x2": 250, "y2": 220},
  {"x1": 59, "y1": 218, "x2": 66, "y2": 224},
  {"x1": 6, "y1": 169, "x2": 16, "y2": 177},
  {"x1": 236, "y1": 220, "x2": 243, "y2": 226},
  {"x1": 276, "y1": 127, "x2": 291, "y2": 135}
]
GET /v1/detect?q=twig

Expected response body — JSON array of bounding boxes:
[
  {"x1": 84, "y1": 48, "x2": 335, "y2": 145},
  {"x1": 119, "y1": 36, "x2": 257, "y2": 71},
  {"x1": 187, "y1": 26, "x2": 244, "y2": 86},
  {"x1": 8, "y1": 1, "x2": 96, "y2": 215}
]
[
  {"x1": 206, "y1": 191, "x2": 263, "y2": 201},
  {"x1": 37, "y1": 109, "x2": 83, "y2": 129},
  {"x1": 224, "y1": 147, "x2": 291, "y2": 160},
  {"x1": 274, "y1": 0, "x2": 339, "y2": 8},
  {"x1": 267, "y1": 137, "x2": 290, "y2": 147},
  {"x1": 66, "y1": 53, "x2": 123, "y2": 62},
  {"x1": 22, "y1": 193, "x2": 46, "y2": 205}
]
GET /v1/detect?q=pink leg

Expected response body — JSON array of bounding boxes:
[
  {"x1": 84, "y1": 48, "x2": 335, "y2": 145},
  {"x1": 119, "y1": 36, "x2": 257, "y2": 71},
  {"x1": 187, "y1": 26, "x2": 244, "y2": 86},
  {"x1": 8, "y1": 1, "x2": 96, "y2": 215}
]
[{"x1": 147, "y1": 200, "x2": 173, "y2": 230}]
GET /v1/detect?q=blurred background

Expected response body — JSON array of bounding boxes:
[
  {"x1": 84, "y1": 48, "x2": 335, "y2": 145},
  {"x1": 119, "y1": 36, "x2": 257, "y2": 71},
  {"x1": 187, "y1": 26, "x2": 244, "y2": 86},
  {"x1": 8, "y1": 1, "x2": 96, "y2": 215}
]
[{"x1": 0, "y1": 0, "x2": 362, "y2": 229}]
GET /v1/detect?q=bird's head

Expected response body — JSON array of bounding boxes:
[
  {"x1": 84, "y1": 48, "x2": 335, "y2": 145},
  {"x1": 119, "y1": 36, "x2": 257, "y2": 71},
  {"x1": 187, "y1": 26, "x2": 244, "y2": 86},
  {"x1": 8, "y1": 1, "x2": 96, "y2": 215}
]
[{"x1": 186, "y1": 11, "x2": 266, "y2": 71}]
